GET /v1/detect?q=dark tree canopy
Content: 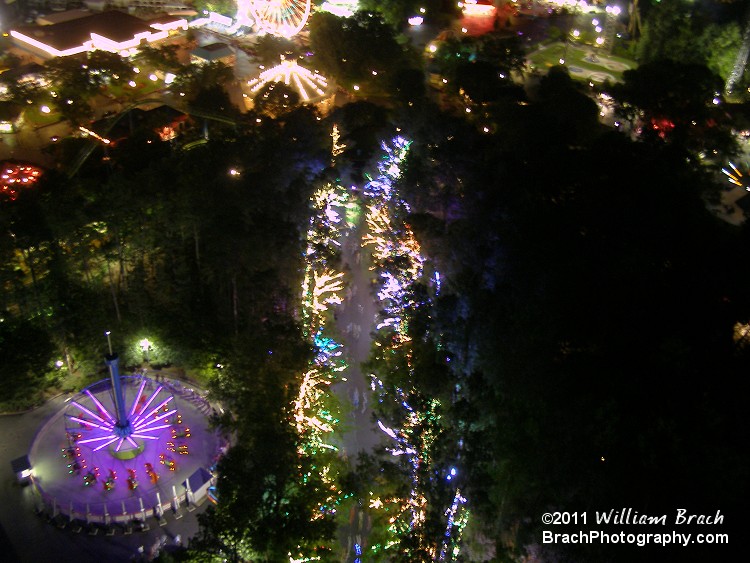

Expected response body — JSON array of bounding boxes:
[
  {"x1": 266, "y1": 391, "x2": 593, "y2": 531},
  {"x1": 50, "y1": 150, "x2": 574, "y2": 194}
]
[
  {"x1": 253, "y1": 82, "x2": 301, "y2": 118},
  {"x1": 610, "y1": 59, "x2": 733, "y2": 153},
  {"x1": 309, "y1": 11, "x2": 405, "y2": 87}
]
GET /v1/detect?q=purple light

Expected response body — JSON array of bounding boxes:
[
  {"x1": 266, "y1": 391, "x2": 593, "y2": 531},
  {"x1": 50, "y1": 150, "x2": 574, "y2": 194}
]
[
  {"x1": 93, "y1": 436, "x2": 119, "y2": 452},
  {"x1": 137, "y1": 396, "x2": 173, "y2": 426},
  {"x1": 85, "y1": 390, "x2": 117, "y2": 424},
  {"x1": 68, "y1": 416, "x2": 111, "y2": 432},
  {"x1": 67, "y1": 377, "x2": 178, "y2": 458},
  {"x1": 134, "y1": 408, "x2": 176, "y2": 431},
  {"x1": 71, "y1": 401, "x2": 107, "y2": 424},
  {"x1": 129, "y1": 386, "x2": 164, "y2": 427},
  {"x1": 78, "y1": 435, "x2": 118, "y2": 445},
  {"x1": 133, "y1": 422, "x2": 174, "y2": 434},
  {"x1": 128, "y1": 379, "x2": 148, "y2": 418}
]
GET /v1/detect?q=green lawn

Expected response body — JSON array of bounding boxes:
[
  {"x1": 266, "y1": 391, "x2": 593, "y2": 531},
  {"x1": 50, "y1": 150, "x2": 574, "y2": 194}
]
[
  {"x1": 23, "y1": 106, "x2": 61, "y2": 126},
  {"x1": 527, "y1": 41, "x2": 635, "y2": 84},
  {"x1": 108, "y1": 79, "x2": 163, "y2": 101}
]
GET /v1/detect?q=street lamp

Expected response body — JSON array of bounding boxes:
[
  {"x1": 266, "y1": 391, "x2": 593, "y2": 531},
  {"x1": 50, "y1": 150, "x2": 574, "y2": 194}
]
[{"x1": 139, "y1": 338, "x2": 152, "y2": 363}]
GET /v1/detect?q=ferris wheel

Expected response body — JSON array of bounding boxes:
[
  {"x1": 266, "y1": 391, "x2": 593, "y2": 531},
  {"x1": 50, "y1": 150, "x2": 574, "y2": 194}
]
[{"x1": 250, "y1": 0, "x2": 311, "y2": 38}]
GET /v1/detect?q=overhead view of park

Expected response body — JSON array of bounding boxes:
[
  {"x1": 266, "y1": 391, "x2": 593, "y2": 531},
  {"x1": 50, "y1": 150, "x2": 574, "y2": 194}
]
[{"x1": 0, "y1": 1, "x2": 747, "y2": 562}]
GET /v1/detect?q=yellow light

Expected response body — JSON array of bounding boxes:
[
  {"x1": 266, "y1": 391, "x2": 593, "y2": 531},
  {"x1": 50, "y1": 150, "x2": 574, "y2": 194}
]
[{"x1": 353, "y1": 84, "x2": 360, "y2": 91}]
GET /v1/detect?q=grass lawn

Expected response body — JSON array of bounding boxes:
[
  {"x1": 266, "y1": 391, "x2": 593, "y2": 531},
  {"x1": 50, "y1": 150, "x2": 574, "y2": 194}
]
[
  {"x1": 527, "y1": 41, "x2": 635, "y2": 83},
  {"x1": 23, "y1": 106, "x2": 61, "y2": 126},
  {"x1": 108, "y1": 79, "x2": 163, "y2": 101}
]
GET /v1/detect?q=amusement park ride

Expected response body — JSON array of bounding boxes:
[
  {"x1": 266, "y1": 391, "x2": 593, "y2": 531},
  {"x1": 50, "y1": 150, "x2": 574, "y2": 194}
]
[
  {"x1": 236, "y1": 0, "x2": 312, "y2": 37},
  {"x1": 62, "y1": 349, "x2": 191, "y2": 493}
]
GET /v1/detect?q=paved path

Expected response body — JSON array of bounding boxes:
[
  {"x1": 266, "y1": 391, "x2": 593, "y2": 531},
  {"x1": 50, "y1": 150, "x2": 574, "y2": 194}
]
[
  {"x1": 331, "y1": 197, "x2": 381, "y2": 562},
  {"x1": 333, "y1": 207, "x2": 382, "y2": 460}
]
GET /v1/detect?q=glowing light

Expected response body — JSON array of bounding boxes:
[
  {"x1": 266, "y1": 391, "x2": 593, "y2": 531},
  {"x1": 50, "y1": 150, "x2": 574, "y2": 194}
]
[
  {"x1": 362, "y1": 137, "x2": 470, "y2": 557},
  {"x1": 66, "y1": 378, "x2": 176, "y2": 456},
  {"x1": 722, "y1": 162, "x2": 750, "y2": 190},
  {"x1": 331, "y1": 124, "x2": 346, "y2": 160},
  {"x1": 246, "y1": 57, "x2": 329, "y2": 102},
  {"x1": 596, "y1": 37, "x2": 605, "y2": 45},
  {"x1": 0, "y1": 164, "x2": 43, "y2": 201},
  {"x1": 408, "y1": 16, "x2": 424, "y2": 26},
  {"x1": 79, "y1": 126, "x2": 111, "y2": 145},
  {"x1": 236, "y1": 0, "x2": 312, "y2": 38},
  {"x1": 320, "y1": 0, "x2": 358, "y2": 17},
  {"x1": 462, "y1": 0, "x2": 497, "y2": 17},
  {"x1": 40, "y1": 105, "x2": 51, "y2": 114}
]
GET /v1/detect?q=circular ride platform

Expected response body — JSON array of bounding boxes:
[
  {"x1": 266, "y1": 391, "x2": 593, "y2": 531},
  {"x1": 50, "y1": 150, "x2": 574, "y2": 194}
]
[{"x1": 29, "y1": 374, "x2": 224, "y2": 525}]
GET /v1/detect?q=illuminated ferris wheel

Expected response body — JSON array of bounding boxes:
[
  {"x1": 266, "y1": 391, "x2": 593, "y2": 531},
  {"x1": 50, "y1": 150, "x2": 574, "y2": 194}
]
[{"x1": 250, "y1": 0, "x2": 311, "y2": 38}]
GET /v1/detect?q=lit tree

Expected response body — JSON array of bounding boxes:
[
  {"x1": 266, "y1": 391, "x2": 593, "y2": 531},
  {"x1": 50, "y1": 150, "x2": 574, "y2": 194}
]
[{"x1": 726, "y1": 2, "x2": 750, "y2": 93}]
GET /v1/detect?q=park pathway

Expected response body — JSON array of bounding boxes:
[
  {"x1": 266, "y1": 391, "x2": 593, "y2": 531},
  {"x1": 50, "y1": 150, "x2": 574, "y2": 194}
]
[{"x1": 331, "y1": 194, "x2": 381, "y2": 562}]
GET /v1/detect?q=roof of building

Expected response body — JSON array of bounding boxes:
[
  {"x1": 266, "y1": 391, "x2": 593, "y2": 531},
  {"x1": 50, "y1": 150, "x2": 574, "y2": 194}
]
[
  {"x1": 147, "y1": 14, "x2": 187, "y2": 26},
  {"x1": 185, "y1": 467, "x2": 213, "y2": 492},
  {"x1": 191, "y1": 42, "x2": 233, "y2": 61},
  {"x1": 37, "y1": 9, "x2": 93, "y2": 26},
  {"x1": 13, "y1": 10, "x2": 154, "y2": 52},
  {"x1": 10, "y1": 455, "x2": 31, "y2": 473}
]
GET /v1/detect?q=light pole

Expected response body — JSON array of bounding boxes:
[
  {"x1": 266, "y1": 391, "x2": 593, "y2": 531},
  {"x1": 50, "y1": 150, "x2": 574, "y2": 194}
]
[{"x1": 139, "y1": 338, "x2": 152, "y2": 364}]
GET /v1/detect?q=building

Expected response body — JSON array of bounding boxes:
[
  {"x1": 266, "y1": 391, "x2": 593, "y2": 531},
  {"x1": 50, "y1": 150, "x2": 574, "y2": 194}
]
[
  {"x1": 189, "y1": 42, "x2": 235, "y2": 66},
  {"x1": 10, "y1": 10, "x2": 187, "y2": 60}
]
